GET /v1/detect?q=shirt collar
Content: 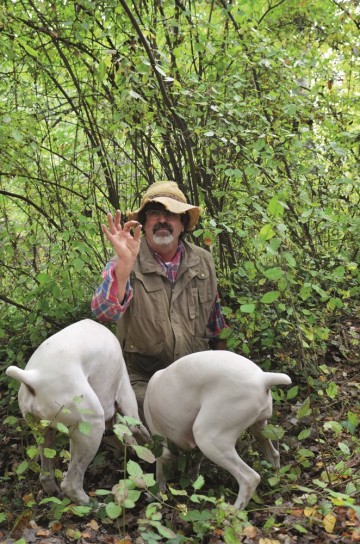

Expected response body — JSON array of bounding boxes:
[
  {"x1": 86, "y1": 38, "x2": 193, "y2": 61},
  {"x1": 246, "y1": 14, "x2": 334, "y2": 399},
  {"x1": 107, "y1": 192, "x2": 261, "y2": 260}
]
[{"x1": 152, "y1": 240, "x2": 185, "y2": 265}]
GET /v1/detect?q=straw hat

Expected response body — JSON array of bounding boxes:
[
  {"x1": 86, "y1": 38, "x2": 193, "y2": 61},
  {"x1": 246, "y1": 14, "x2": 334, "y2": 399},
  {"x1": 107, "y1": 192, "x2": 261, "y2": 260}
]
[{"x1": 127, "y1": 181, "x2": 201, "y2": 232}]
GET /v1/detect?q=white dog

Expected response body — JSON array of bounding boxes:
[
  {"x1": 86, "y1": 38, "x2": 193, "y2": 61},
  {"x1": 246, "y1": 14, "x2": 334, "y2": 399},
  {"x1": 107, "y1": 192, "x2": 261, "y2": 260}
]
[
  {"x1": 6, "y1": 319, "x2": 149, "y2": 505},
  {"x1": 144, "y1": 351, "x2": 291, "y2": 510}
]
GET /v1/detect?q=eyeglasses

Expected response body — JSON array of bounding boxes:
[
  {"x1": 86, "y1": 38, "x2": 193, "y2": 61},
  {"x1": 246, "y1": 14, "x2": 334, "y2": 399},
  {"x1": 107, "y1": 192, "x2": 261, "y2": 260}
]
[{"x1": 145, "y1": 209, "x2": 180, "y2": 220}]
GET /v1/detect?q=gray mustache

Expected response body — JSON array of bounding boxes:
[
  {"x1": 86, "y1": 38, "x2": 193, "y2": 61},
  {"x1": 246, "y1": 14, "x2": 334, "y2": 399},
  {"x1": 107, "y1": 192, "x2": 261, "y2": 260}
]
[{"x1": 153, "y1": 223, "x2": 173, "y2": 234}]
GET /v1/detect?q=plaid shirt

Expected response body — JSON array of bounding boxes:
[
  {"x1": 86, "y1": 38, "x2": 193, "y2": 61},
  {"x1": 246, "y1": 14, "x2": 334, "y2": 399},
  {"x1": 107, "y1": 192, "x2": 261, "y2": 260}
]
[{"x1": 91, "y1": 242, "x2": 227, "y2": 338}]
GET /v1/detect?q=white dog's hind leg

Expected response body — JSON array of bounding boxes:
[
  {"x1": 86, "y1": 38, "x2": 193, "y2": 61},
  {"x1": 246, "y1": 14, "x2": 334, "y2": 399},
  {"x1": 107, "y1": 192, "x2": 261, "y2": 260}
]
[
  {"x1": 60, "y1": 420, "x2": 104, "y2": 504},
  {"x1": 192, "y1": 417, "x2": 261, "y2": 510},
  {"x1": 60, "y1": 390, "x2": 106, "y2": 504}
]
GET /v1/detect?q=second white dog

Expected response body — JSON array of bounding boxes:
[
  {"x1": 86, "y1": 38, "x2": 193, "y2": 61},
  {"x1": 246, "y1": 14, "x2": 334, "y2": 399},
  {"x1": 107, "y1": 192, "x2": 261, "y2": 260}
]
[
  {"x1": 6, "y1": 319, "x2": 149, "y2": 504},
  {"x1": 144, "y1": 351, "x2": 291, "y2": 509}
]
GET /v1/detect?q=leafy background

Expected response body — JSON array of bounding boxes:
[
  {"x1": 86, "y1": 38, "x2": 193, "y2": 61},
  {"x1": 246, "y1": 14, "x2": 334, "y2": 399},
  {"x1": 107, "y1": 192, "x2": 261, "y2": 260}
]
[{"x1": 0, "y1": 0, "x2": 359, "y2": 542}]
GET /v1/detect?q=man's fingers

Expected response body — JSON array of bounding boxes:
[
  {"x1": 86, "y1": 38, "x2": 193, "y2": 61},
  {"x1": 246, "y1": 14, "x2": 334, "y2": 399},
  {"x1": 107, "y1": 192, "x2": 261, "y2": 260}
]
[
  {"x1": 123, "y1": 220, "x2": 140, "y2": 231},
  {"x1": 102, "y1": 218, "x2": 141, "y2": 239},
  {"x1": 114, "y1": 209, "x2": 122, "y2": 229},
  {"x1": 132, "y1": 223, "x2": 142, "y2": 241}
]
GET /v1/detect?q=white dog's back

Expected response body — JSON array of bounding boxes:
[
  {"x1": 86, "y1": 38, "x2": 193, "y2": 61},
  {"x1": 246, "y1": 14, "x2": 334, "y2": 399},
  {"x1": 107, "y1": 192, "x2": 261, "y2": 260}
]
[
  {"x1": 144, "y1": 350, "x2": 291, "y2": 509},
  {"x1": 6, "y1": 319, "x2": 131, "y2": 423},
  {"x1": 6, "y1": 319, "x2": 148, "y2": 504},
  {"x1": 145, "y1": 351, "x2": 290, "y2": 448}
]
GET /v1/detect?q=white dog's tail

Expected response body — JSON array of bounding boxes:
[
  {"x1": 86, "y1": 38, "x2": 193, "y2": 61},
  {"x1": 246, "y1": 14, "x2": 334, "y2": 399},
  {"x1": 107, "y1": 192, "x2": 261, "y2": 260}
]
[
  {"x1": 6, "y1": 366, "x2": 37, "y2": 395},
  {"x1": 263, "y1": 372, "x2": 292, "y2": 388}
]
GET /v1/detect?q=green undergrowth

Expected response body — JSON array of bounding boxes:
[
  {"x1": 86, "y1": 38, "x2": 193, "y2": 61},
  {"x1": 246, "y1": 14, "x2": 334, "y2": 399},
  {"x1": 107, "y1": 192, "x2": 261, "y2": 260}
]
[{"x1": 1, "y1": 375, "x2": 359, "y2": 543}]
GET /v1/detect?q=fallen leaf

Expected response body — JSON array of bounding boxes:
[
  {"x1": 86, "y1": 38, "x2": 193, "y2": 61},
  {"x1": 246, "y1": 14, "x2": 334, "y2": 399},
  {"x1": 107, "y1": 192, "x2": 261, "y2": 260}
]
[
  {"x1": 243, "y1": 525, "x2": 257, "y2": 538},
  {"x1": 66, "y1": 527, "x2": 82, "y2": 539},
  {"x1": 348, "y1": 508, "x2": 359, "y2": 525},
  {"x1": 323, "y1": 512, "x2": 336, "y2": 533},
  {"x1": 50, "y1": 520, "x2": 63, "y2": 531},
  {"x1": 289, "y1": 508, "x2": 304, "y2": 517},
  {"x1": 304, "y1": 506, "x2": 317, "y2": 517},
  {"x1": 22, "y1": 493, "x2": 33, "y2": 505},
  {"x1": 86, "y1": 519, "x2": 100, "y2": 531},
  {"x1": 36, "y1": 528, "x2": 51, "y2": 537}
]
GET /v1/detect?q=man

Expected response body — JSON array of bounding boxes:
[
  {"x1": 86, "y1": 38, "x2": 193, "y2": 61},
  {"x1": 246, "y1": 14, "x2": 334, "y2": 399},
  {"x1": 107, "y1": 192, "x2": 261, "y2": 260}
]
[{"x1": 91, "y1": 181, "x2": 228, "y2": 413}]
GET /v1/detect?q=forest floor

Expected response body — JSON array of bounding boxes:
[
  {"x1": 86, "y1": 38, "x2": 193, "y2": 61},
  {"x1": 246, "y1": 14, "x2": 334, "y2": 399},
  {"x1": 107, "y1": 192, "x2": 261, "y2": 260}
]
[{"x1": 0, "y1": 319, "x2": 359, "y2": 544}]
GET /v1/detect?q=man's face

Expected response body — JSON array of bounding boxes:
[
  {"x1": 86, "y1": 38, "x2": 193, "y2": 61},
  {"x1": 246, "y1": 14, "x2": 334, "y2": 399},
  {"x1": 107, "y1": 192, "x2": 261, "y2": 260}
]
[{"x1": 143, "y1": 206, "x2": 184, "y2": 247}]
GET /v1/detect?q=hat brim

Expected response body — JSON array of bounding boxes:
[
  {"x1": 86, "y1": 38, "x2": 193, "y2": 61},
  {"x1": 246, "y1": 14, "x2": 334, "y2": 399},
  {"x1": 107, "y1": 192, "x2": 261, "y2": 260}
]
[{"x1": 127, "y1": 196, "x2": 201, "y2": 231}]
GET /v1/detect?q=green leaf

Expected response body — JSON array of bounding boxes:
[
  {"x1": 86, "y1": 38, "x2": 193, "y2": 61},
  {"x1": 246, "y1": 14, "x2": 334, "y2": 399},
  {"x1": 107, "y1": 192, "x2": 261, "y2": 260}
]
[
  {"x1": 263, "y1": 267, "x2": 284, "y2": 280},
  {"x1": 223, "y1": 526, "x2": 240, "y2": 544},
  {"x1": 326, "y1": 382, "x2": 338, "y2": 399},
  {"x1": 338, "y1": 442, "x2": 350, "y2": 455},
  {"x1": 298, "y1": 428, "x2": 311, "y2": 440},
  {"x1": 156, "y1": 525, "x2": 177, "y2": 539},
  {"x1": 168, "y1": 486, "x2": 188, "y2": 496},
  {"x1": 323, "y1": 420, "x2": 342, "y2": 435},
  {"x1": 287, "y1": 386, "x2": 298, "y2": 399},
  {"x1": 131, "y1": 445, "x2": 156, "y2": 463},
  {"x1": 192, "y1": 475, "x2": 205, "y2": 490},
  {"x1": 72, "y1": 257, "x2": 85, "y2": 271},
  {"x1": 261, "y1": 424, "x2": 285, "y2": 440},
  {"x1": 129, "y1": 90, "x2": 146, "y2": 102},
  {"x1": 71, "y1": 505, "x2": 92, "y2": 516},
  {"x1": 78, "y1": 422, "x2": 92, "y2": 435},
  {"x1": 297, "y1": 448, "x2": 315, "y2": 458},
  {"x1": 144, "y1": 473, "x2": 156, "y2": 486},
  {"x1": 4, "y1": 416, "x2": 18, "y2": 426},
  {"x1": 26, "y1": 445, "x2": 39, "y2": 459},
  {"x1": 44, "y1": 448, "x2": 57, "y2": 459},
  {"x1": 126, "y1": 489, "x2": 141, "y2": 503},
  {"x1": 260, "y1": 291, "x2": 280, "y2": 304},
  {"x1": 332, "y1": 266, "x2": 345, "y2": 280},
  {"x1": 312, "y1": 284, "x2": 329, "y2": 299},
  {"x1": 239, "y1": 303, "x2": 256, "y2": 313},
  {"x1": 95, "y1": 489, "x2": 112, "y2": 496},
  {"x1": 297, "y1": 397, "x2": 312, "y2": 419},
  {"x1": 268, "y1": 195, "x2": 285, "y2": 217},
  {"x1": 114, "y1": 423, "x2": 133, "y2": 440},
  {"x1": 284, "y1": 252, "x2": 296, "y2": 267},
  {"x1": 268, "y1": 475, "x2": 280, "y2": 486},
  {"x1": 259, "y1": 224, "x2": 276, "y2": 240},
  {"x1": 56, "y1": 422, "x2": 69, "y2": 434},
  {"x1": 343, "y1": 411, "x2": 359, "y2": 435},
  {"x1": 17, "y1": 38, "x2": 38, "y2": 57},
  {"x1": 105, "y1": 501, "x2": 122, "y2": 519},
  {"x1": 127, "y1": 460, "x2": 143, "y2": 478},
  {"x1": 16, "y1": 460, "x2": 28, "y2": 475},
  {"x1": 294, "y1": 524, "x2": 308, "y2": 534},
  {"x1": 39, "y1": 496, "x2": 65, "y2": 505}
]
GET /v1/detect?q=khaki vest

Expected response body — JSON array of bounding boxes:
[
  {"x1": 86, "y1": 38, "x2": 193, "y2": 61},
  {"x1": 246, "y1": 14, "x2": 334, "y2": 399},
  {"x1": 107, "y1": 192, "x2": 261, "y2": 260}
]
[{"x1": 116, "y1": 238, "x2": 217, "y2": 378}]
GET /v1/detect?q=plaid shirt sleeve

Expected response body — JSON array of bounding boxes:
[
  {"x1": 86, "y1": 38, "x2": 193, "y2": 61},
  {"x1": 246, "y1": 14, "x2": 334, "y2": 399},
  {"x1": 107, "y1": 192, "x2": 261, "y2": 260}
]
[
  {"x1": 91, "y1": 260, "x2": 133, "y2": 322},
  {"x1": 207, "y1": 291, "x2": 229, "y2": 338}
]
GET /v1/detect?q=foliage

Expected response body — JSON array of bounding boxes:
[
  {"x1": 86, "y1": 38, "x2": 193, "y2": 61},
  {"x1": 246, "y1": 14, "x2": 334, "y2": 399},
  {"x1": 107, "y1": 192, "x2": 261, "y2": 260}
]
[{"x1": 0, "y1": 0, "x2": 359, "y2": 368}]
